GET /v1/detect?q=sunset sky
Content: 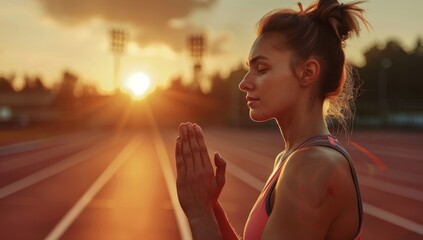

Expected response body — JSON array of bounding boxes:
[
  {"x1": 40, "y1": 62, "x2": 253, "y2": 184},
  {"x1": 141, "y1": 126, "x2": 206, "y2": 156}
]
[{"x1": 1, "y1": 0, "x2": 422, "y2": 93}]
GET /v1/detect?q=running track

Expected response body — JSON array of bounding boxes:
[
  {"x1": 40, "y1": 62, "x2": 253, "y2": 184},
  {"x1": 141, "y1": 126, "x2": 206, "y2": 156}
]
[{"x1": 0, "y1": 126, "x2": 422, "y2": 239}]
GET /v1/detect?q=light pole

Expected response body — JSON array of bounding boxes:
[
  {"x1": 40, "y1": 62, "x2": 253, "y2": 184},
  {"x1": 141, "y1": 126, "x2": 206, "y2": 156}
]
[
  {"x1": 110, "y1": 28, "x2": 127, "y2": 93},
  {"x1": 187, "y1": 34, "x2": 206, "y2": 90}
]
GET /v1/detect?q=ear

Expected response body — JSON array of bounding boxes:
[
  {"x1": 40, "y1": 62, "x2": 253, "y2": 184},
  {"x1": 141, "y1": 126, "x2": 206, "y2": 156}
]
[{"x1": 298, "y1": 59, "x2": 320, "y2": 87}]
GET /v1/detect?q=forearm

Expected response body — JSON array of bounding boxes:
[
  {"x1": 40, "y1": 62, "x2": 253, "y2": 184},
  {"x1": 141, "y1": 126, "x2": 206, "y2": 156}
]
[{"x1": 214, "y1": 202, "x2": 240, "y2": 240}]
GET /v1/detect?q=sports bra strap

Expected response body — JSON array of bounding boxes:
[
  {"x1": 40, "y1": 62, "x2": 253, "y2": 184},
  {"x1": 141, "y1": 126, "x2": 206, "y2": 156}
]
[
  {"x1": 302, "y1": 138, "x2": 363, "y2": 237},
  {"x1": 265, "y1": 136, "x2": 363, "y2": 238},
  {"x1": 273, "y1": 135, "x2": 337, "y2": 169}
]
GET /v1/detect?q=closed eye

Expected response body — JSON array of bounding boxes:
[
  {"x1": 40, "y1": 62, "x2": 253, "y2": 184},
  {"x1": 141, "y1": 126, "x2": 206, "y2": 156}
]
[{"x1": 256, "y1": 63, "x2": 268, "y2": 73}]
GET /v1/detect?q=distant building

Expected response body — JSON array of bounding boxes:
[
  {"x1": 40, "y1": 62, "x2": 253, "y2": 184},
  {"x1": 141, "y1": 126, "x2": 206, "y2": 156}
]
[{"x1": 0, "y1": 91, "x2": 57, "y2": 127}]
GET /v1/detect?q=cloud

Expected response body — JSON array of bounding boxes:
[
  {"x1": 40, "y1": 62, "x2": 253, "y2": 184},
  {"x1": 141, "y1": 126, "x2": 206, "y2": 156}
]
[
  {"x1": 208, "y1": 30, "x2": 233, "y2": 55},
  {"x1": 35, "y1": 0, "x2": 218, "y2": 51}
]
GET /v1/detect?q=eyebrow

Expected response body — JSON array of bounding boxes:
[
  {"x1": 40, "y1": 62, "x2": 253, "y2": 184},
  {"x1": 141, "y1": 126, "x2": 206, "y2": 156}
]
[{"x1": 246, "y1": 55, "x2": 269, "y2": 66}]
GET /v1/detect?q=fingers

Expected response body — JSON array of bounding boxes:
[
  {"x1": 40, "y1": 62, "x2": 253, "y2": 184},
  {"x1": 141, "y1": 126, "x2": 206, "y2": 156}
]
[
  {"x1": 193, "y1": 124, "x2": 213, "y2": 173},
  {"x1": 187, "y1": 123, "x2": 202, "y2": 173},
  {"x1": 175, "y1": 137, "x2": 185, "y2": 177},
  {"x1": 214, "y1": 152, "x2": 226, "y2": 189},
  {"x1": 179, "y1": 122, "x2": 215, "y2": 179},
  {"x1": 180, "y1": 123, "x2": 194, "y2": 175}
]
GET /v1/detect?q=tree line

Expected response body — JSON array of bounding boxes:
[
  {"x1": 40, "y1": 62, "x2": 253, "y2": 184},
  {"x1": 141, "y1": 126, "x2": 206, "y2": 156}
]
[{"x1": 1, "y1": 38, "x2": 422, "y2": 128}]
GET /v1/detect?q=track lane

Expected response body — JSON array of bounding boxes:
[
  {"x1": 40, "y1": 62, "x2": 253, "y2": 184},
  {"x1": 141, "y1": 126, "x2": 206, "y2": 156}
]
[
  {"x1": 0, "y1": 128, "x2": 421, "y2": 239},
  {"x1": 168, "y1": 128, "x2": 423, "y2": 240},
  {"x1": 0, "y1": 132, "x2": 133, "y2": 239}
]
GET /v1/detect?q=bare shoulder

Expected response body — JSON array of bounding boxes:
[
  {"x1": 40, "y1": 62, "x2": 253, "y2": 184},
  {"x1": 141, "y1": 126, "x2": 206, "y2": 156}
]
[
  {"x1": 278, "y1": 146, "x2": 355, "y2": 209},
  {"x1": 262, "y1": 146, "x2": 357, "y2": 239}
]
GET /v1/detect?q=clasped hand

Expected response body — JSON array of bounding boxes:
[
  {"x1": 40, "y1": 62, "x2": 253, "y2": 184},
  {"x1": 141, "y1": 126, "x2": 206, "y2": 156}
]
[{"x1": 175, "y1": 122, "x2": 226, "y2": 220}]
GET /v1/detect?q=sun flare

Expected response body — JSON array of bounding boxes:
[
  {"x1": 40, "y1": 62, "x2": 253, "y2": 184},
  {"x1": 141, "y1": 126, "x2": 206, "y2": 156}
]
[{"x1": 123, "y1": 72, "x2": 152, "y2": 99}]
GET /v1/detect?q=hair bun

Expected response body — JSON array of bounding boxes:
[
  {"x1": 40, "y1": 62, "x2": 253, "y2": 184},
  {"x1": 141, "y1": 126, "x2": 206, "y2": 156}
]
[
  {"x1": 317, "y1": 0, "x2": 347, "y2": 41},
  {"x1": 307, "y1": 0, "x2": 369, "y2": 43}
]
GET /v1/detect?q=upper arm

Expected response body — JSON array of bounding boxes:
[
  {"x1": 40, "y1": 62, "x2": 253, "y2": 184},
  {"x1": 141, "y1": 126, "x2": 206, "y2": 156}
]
[{"x1": 261, "y1": 148, "x2": 353, "y2": 240}]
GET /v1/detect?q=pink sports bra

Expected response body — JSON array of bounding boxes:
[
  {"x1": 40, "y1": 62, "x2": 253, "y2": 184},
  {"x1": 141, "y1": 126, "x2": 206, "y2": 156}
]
[{"x1": 243, "y1": 135, "x2": 363, "y2": 240}]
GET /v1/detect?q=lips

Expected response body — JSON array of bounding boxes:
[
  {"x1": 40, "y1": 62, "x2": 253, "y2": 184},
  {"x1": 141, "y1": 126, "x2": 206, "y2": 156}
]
[
  {"x1": 246, "y1": 96, "x2": 259, "y2": 101},
  {"x1": 246, "y1": 96, "x2": 260, "y2": 108}
]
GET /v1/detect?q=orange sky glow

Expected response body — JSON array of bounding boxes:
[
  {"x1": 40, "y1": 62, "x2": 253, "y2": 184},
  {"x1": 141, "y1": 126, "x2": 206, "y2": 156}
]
[{"x1": 0, "y1": 0, "x2": 422, "y2": 94}]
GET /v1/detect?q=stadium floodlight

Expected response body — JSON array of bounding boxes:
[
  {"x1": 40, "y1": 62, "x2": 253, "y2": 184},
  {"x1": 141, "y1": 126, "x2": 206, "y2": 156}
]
[{"x1": 110, "y1": 28, "x2": 127, "y2": 92}]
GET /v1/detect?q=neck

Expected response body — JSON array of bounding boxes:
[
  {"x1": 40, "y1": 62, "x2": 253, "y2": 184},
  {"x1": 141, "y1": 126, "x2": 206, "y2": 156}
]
[{"x1": 275, "y1": 100, "x2": 330, "y2": 154}]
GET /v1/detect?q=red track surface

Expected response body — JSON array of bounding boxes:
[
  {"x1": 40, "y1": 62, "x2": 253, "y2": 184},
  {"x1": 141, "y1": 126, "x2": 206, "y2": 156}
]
[{"x1": 0, "y1": 128, "x2": 422, "y2": 239}]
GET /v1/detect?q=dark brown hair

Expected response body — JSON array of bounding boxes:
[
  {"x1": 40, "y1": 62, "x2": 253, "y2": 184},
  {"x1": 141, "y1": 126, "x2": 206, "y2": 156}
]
[{"x1": 257, "y1": 0, "x2": 369, "y2": 132}]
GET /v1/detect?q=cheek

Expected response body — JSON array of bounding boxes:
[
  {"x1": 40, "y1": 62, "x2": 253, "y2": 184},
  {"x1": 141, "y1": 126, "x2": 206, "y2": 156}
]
[
  {"x1": 272, "y1": 74, "x2": 300, "y2": 101},
  {"x1": 258, "y1": 73, "x2": 280, "y2": 96},
  {"x1": 265, "y1": 80, "x2": 298, "y2": 114}
]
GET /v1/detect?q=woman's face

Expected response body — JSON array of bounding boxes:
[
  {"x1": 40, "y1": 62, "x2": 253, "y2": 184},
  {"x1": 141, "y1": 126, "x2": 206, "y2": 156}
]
[{"x1": 239, "y1": 33, "x2": 301, "y2": 122}]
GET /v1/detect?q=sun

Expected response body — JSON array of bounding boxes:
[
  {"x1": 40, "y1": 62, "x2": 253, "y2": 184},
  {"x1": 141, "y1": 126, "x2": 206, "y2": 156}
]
[{"x1": 123, "y1": 72, "x2": 152, "y2": 99}]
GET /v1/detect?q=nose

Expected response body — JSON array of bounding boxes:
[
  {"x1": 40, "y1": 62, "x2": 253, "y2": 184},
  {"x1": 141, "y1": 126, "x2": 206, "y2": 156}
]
[{"x1": 239, "y1": 72, "x2": 254, "y2": 92}]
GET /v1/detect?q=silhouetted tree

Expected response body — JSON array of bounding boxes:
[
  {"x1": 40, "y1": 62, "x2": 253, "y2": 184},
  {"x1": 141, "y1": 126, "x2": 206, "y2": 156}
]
[
  {"x1": 21, "y1": 75, "x2": 48, "y2": 93},
  {"x1": 81, "y1": 84, "x2": 98, "y2": 98},
  {"x1": 168, "y1": 75, "x2": 186, "y2": 92},
  {"x1": 357, "y1": 37, "x2": 423, "y2": 116},
  {"x1": 413, "y1": 37, "x2": 423, "y2": 56},
  {"x1": 0, "y1": 76, "x2": 15, "y2": 93},
  {"x1": 53, "y1": 71, "x2": 78, "y2": 109}
]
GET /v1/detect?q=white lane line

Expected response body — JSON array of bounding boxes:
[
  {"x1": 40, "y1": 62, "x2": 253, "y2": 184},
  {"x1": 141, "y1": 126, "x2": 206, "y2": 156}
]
[
  {"x1": 152, "y1": 134, "x2": 192, "y2": 240},
  {"x1": 0, "y1": 131, "x2": 87, "y2": 157},
  {"x1": 45, "y1": 135, "x2": 140, "y2": 240},
  {"x1": 0, "y1": 133, "x2": 109, "y2": 173},
  {"x1": 210, "y1": 138, "x2": 423, "y2": 202},
  {"x1": 363, "y1": 203, "x2": 423, "y2": 235},
  {"x1": 0, "y1": 137, "x2": 111, "y2": 199},
  {"x1": 374, "y1": 169, "x2": 423, "y2": 186},
  {"x1": 348, "y1": 142, "x2": 423, "y2": 161},
  {"x1": 207, "y1": 135, "x2": 273, "y2": 168},
  {"x1": 215, "y1": 153, "x2": 263, "y2": 191},
  {"x1": 360, "y1": 176, "x2": 423, "y2": 202},
  {"x1": 223, "y1": 157, "x2": 423, "y2": 236},
  {"x1": 209, "y1": 146, "x2": 266, "y2": 192},
  {"x1": 146, "y1": 110, "x2": 192, "y2": 240}
]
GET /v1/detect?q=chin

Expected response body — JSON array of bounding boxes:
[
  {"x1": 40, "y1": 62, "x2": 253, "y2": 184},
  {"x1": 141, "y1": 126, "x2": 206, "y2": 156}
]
[{"x1": 249, "y1": 111, "x2": 272, "y2": 122}]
